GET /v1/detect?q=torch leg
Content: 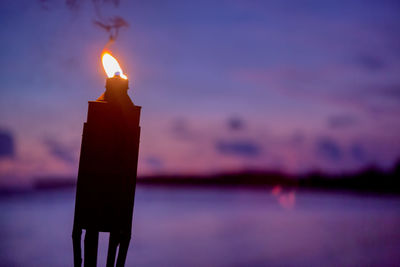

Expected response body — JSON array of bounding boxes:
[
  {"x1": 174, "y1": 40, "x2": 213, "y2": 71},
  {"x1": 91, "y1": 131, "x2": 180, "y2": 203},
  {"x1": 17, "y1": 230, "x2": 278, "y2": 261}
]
[
  {"x1": 116, "y1": 234, "x2": 131, "y2": 267},
  {"x1": 72, "y1": 227, "x2": 82, "y2": 267},
  {"x1": 84, "y1": 230, "x2": 99, "y2": 267},
  {"x1": 106, "y1": 232, "x2": 119, "y2": 267}
]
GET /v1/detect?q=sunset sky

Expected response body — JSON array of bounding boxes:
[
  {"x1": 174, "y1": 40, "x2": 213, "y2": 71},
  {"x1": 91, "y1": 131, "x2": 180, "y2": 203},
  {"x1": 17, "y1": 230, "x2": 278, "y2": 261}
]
[{"x1": 1, "y1": 0, "x2": 400, "y2": 186}]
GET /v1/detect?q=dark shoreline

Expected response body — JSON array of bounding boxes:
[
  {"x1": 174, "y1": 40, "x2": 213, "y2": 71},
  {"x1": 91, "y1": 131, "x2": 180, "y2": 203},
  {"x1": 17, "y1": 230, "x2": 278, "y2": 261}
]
[
  {"x1": 0, "y1": 162, "x2": 391, "y2": 196},
  {"x1": 136, "y1": 167, "x2": 400, "y2": 195},
  {"x1": 0, "y1": 162, "x2": 398, "y2": 197}
]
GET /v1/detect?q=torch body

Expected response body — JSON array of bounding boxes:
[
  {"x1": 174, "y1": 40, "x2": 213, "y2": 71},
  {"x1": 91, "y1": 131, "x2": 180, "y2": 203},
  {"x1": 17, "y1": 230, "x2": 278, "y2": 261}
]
[{"x1": 73, "y1": 77, "x2": 140, "y2": 267}]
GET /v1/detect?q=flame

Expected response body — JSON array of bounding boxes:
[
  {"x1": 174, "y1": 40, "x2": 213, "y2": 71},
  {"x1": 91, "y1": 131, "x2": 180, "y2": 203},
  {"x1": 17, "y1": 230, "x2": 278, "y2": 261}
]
[{"x1": 101, "y1": 52, "x2": 127, "y2": 79}]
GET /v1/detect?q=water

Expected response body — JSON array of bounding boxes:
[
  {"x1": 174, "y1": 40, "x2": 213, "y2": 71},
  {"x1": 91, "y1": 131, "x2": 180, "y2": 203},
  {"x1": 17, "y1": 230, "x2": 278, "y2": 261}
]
[{"x1": 1, "y1": 186, "x2": 400, "y2": 266}]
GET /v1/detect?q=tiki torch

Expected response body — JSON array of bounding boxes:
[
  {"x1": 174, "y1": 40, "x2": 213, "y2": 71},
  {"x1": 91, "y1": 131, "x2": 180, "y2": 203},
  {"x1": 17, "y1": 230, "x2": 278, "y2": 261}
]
[{"x1": 72, "y1": 52, "x2": 141, "y2": 267}]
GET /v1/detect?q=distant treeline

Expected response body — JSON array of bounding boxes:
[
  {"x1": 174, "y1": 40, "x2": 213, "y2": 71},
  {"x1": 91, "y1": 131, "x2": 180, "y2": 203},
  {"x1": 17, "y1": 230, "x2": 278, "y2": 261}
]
[
  {"x1": 23, "y1": 160, "x2": 400, "y2": 195},
  {"x1": 138, "y1": 161, "x2": 400, "y2": 194}
]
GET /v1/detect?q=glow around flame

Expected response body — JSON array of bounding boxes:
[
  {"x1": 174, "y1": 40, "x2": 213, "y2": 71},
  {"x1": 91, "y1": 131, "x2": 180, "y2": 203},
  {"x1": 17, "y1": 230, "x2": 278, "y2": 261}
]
[{"x1": 102, "y1": 52, "x2": 127, "y2": 79}]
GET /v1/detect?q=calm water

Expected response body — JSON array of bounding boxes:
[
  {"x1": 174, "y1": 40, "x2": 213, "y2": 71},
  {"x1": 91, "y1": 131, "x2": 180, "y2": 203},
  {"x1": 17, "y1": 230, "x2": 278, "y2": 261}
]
[{"x1": 0, "y1": 186, "x2": 400, "y2": 267}]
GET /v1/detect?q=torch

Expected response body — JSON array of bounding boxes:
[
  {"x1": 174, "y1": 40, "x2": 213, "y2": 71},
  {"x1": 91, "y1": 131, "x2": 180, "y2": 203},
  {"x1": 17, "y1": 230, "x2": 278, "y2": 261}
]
[{"x1": 72, "y1": 52, "x2": 141, "y2": 267}]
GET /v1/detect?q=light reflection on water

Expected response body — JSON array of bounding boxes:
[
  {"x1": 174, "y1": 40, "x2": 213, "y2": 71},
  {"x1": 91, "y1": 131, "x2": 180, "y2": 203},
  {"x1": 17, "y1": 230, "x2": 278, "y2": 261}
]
[{"x1": 0, "y1": 186, "x2": 400, "y2": 266}]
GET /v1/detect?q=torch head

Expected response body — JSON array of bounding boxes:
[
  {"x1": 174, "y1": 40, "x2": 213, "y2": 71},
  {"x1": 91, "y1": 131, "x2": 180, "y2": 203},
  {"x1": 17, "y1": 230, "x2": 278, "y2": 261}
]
[
  {"x1": 106, "y1": 74, "x2": 129, "y2": 91},
  {"x1": 99, "y1": 52, "x2": 133, "y2": 107},
  {"x1": 102, "y1": 75, "x2": 133, "y2": 107}
]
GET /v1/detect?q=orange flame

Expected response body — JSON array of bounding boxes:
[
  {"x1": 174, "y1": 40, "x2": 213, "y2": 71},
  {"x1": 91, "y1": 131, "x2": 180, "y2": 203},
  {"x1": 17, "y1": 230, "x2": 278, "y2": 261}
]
[{"x1": 101, "y1": 52, "x2": 127, "y2": 79}]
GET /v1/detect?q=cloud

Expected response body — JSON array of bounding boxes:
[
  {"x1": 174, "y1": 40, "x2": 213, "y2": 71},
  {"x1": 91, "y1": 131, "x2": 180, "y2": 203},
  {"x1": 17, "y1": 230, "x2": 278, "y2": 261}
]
[
  {"x1": 170, "y1": 118, "x2": 197, "y2": 141},
  {"x1": 355, "y1": 54, "x2": 385, "y2": 72},
  {"x1": 145, "y1": 156, "x2": 164, "y2": 169},
  {"x1": 316, "y1": 137, "x2": 342, "y2": 162},
  {"x1": 215, "y1": 139, "x2": 261, "y2": 158},
  {"x1": 64, "y1": 0, "x2": 121, "y2": 10},
  {"x1": 328, "y1": 114, "x2": 358, "y2": 129},
  {"x1": 227, "y1": 116, "x2": 245, "y2": 131},
  {"x1": 0, "y1": 129, "x2": 15, "y2": 158},
  {"x1": 43, "y1": 138, "x2": 76, "y2": 164},
  {"x1": 350, "y1": 143, "x2": 366, "y2": 162},
  {"x1": 376, "y1": 84, "x2": 400, "y2": 100},
  {"x1": 289, "y1": 131, "x2": 305, "y2": 146}
]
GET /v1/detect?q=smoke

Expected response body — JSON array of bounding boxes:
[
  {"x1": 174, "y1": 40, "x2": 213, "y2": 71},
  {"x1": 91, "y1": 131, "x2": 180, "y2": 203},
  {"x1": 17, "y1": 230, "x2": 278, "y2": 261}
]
[
  {"x1": 39, "y1": 0, "x2": 129, "y2": 43},
  {"x1": 85, "y1": 0, "x2": 129, "y2": 50},
  {"x1": 94, "y1": 16, "x2": 128, "y2": 42}
]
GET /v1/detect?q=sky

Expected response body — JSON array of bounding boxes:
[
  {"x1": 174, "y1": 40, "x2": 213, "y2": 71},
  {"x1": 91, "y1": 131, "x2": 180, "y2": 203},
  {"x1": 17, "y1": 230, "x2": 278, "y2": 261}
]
[{"x1": 0, "y1": 0, "x2": 400, "y2": 187}]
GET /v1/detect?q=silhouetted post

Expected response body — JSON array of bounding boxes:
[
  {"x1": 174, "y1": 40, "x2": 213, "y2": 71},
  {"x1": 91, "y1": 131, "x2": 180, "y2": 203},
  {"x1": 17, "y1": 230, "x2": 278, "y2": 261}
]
[
  {"x1": 72, "y1": 72, "x2": 141, "y2": 267},
  {"x1": 84, "y1": 230, "x2": 99, "y2": 267},
  {"x1": 72, "y1": 228, "x2": 82, "y2": 266}
]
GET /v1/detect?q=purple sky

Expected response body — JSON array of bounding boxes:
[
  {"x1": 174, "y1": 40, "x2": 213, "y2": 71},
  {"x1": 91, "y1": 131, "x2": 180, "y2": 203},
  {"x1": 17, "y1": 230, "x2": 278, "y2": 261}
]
[{"x1": 0, "y1": 0, "x2": 400, "y2": 186}]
